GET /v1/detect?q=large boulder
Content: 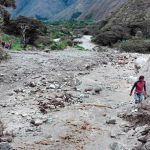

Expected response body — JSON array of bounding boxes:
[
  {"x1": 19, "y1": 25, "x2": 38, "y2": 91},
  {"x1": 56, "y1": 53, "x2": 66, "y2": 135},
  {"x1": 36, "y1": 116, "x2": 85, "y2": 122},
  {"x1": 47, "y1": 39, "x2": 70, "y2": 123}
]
[
  {"x1": 127, "y1": 76, "x2": 138, "y2": 84},
  {"x1": 135, "y1": 57, "x2": 148, "y2": 71}
]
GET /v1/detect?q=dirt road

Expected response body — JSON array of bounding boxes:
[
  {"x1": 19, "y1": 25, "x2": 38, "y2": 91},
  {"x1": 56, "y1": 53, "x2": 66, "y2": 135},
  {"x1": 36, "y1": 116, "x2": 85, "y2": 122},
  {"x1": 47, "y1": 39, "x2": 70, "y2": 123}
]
[{"x1": 0, "y1": 48, "x2": 148, "y2": 150}]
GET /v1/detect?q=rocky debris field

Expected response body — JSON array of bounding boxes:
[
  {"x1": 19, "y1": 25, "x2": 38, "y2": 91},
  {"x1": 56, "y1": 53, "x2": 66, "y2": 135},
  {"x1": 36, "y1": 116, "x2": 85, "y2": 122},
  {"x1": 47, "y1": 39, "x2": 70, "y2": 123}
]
[{"x1": 0, "y1": 47, "x2": 150, "y2": 150}]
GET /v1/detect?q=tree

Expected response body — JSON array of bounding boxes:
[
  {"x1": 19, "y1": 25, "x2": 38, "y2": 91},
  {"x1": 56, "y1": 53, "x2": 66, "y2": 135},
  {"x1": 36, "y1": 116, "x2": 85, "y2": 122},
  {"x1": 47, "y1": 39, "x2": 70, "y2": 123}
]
[
  {"x1": 2, "y1": 16, "x2": 45, "y2": 48},
  {"x1": 0, "y1": 1, "x2": 45, "y2": 48},
  {"x1": 19, "y1": 23, "x2": 29, "y2": 48},
  {"x1": 0, "y1": 0, "x2": 15, "y2": 61}
]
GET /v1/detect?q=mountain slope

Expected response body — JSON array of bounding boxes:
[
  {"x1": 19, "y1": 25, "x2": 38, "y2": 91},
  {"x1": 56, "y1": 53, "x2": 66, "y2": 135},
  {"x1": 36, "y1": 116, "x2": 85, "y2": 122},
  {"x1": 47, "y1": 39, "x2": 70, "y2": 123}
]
[
  {"x1": 12, "y1": 0, "x2": 127, "y2": 21},
  {"x1": 94, "y1": 0, "x2": 150, "y2": 45},
  {"x1": 12, "y1": 0, "x2": 69, "y2": 20},
  {"x1": 54, "y1": 0, "x2": 127, "y2": 21}
]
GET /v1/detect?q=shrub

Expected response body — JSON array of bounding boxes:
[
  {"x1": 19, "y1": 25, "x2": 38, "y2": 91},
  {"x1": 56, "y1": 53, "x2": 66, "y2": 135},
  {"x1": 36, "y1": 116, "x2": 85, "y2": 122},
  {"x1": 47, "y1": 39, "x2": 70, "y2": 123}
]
[
  {"x1": 66, "y1": 39, "x2": 73, "y2": 47},
  {"x1": 12, "y1": 43, "x2": 23, "y2": 51},
  {"x1": 49, "y1": 40, "x2": 68, "y2": 50},
  {"x1": 119, "y1": 39, "x2": 150, "y2": 53},
  {"x1": 0, "y1": 33, "x2": 23, "y2": 50},
  {"x1": 73, "y1": 45, "x2": 85, "y2": 51}
]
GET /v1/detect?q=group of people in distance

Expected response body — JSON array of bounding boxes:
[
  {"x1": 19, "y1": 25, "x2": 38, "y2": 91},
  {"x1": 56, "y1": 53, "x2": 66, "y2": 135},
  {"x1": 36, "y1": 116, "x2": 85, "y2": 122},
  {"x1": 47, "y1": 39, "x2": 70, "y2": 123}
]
[{"x1": 0, "y1": 40, "x2": 12, "y2": 49}]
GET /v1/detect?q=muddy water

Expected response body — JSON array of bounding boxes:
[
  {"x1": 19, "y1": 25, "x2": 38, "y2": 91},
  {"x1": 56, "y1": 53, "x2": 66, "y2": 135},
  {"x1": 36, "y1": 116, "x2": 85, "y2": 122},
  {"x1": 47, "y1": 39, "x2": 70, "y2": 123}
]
[{"x1": 0, "y1": 48, "x2": 149, "y2": 150}]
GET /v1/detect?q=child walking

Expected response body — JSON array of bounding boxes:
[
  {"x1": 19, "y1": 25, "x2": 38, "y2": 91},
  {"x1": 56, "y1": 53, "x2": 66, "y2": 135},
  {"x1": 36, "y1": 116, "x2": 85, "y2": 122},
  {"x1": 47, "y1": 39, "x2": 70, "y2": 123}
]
[{"x1": 130, "y1": 75, "x2": 147, "y2": 111}]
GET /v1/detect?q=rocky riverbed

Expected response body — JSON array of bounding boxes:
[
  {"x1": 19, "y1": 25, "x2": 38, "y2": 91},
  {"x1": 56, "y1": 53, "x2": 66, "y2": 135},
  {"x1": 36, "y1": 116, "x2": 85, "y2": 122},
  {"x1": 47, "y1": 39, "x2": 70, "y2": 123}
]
[{"x1": 0, "y1": 47, "x2": 149, "y2": 150}]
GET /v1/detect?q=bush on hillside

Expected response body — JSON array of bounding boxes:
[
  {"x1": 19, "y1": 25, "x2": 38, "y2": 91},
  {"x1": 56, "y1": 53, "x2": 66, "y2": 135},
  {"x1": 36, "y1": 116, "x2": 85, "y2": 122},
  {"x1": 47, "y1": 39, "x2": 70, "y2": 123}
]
[
  {"x1": 34, "y1": 36, "x2": 52, "y2": 47},
  {"x1": 49, "y1": 40, "x2": 68, "y2": 50},
  {"x1": 93, "y1": 25, "x2": 131, "y2": 46},
  {"x1": 119, "y1": 39, "x2": 150, "y2": 53},
  {"x1": 73, "y1": 45, "x2": 85, "y2": 51}
]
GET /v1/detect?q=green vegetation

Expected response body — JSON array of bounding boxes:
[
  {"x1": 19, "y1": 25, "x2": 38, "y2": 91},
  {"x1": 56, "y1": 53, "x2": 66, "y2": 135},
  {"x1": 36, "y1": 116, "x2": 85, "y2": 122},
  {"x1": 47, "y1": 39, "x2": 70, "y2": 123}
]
[
  {"x1": 46, "y1": 20, "x2": 94, "y2": 29},
  {"x1": 73, "y1": 45, "x2": 85, "y2": 51},
  {"x1": 1, "y1": 18, "x2": 94, "y2": 51},
  {"x1": 44, "y1": 20, "x2": 94, "y2": 50},
  {"x1": 0, "y1": 34, "x2": 23, "y2": 50},
  {"x1": 0, "y1": 1, "x2": 95, "y2": 51},
  {"x1": 118, "y1": 39, "x2": 150, "y2": 53},
  {"x1": 48, "y1": 39, "x2": 74, "y2": 50},
  {"x1": 49, "y1": 40, "x2": 68, "y2": 50}
]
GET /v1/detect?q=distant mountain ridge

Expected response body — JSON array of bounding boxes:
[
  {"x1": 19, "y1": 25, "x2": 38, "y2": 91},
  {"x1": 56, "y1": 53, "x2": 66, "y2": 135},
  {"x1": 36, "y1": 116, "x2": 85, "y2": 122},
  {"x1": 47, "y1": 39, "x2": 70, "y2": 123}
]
[{"x1": 12, "y1": 0, "x2": 127, "y2": 21}]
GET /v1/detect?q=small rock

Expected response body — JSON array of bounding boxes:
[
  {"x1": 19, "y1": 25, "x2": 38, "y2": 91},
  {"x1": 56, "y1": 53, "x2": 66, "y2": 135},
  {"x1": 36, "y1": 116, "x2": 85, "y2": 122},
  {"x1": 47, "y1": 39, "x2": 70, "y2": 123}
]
[
  {"x1": 84, "y1": 88, "x2": 93, "y2": 92},
  {"x1": 49, "y1": 105, "x2": 56, "y2": 109},
  {"x1": 30, "y1": 120, "x2": 35, "y2": 125},
  {"x1": 55, "y1": 98, "x2": 63, "y2": 102},
  {"x1": 55, "y1": 93, "x2": 64, "y2": 98},
  {"x1": 94, "y1": 87, "x2": 102, "y2": 94},
  {"x1": 106, "y1": 119, "x2": 116, "y2": 125},
  {"x1": 36, "y1": 127, "x2": 42, "y2": 132},
  {"x1": 110, "y1": 129, "x2": 123, "y2": 138},
  {"x1": 28, "y1": 82, "x2": 36, "y2": 87},
  {"x1": 102, "y1": 61, "x2": 108, "y2": 65},
  {"x1": 118, "y1": 60, "x2": 126, "y2": 65},
  {"x1": 127, "y1": 76, "x2": 137, "y2": 84},
  {"x1": 141, "y1": 127, "x2": 150, "y2": 136},
  {"x1": 47, "y1": 118, "x2": 53, "y2": 124},
  {"x1": 85, "y1": 64, "x2": 91, "y2": 70},
  {"x1": 135, "y1": 125, "x2": 149, "y2": 136},
  {"x1": 138, "y1": 136, "x2": 147, "y2": 143},
  {"x1": 132, "y1": 145, "x2": 142, "y2": 150},
  {"x1": 14, "y1": 89, "x2": 24, "y2": 94},
  {"x1": 92, "y1": 46, "x2": 102, "y2": 51},
  {"x1": 1, "y1": 137, "x2": 13, "y2": 143},
  {"x1": 7, "y1": 93, "x2": 13, "y2": 96},
  {"x1": 44, "y1": 48, "x2": 50, "y2": 53},
  {"x1": 49, "y1": 84, "x2": 56, "y2": 89},
  {"x1": 26, "y1": 128, "x2": 34, "y2": 132},
  {"x1": 31, "y1": 119, "x2": 43, "y2": 126},
  {"x1": 20, "y1": 113, "x2": 28, "y2": 117},
  {"x1": 3, "y1": 129, "x2": 14, "y2": 137}
]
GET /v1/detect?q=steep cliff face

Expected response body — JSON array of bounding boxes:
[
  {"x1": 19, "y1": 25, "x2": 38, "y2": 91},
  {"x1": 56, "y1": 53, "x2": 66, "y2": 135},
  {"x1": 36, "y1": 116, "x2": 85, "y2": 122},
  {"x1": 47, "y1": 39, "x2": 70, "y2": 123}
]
[{"x1": 12, "y1": 0, "x2": 127, "y2": 21}]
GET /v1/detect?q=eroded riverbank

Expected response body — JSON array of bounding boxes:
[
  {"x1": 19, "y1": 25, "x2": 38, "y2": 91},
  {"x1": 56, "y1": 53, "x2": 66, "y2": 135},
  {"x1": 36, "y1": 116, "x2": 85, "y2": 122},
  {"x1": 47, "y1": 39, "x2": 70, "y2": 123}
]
[{"x1": 0, "y1": 48, "x2": 149, "y2": 150}]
